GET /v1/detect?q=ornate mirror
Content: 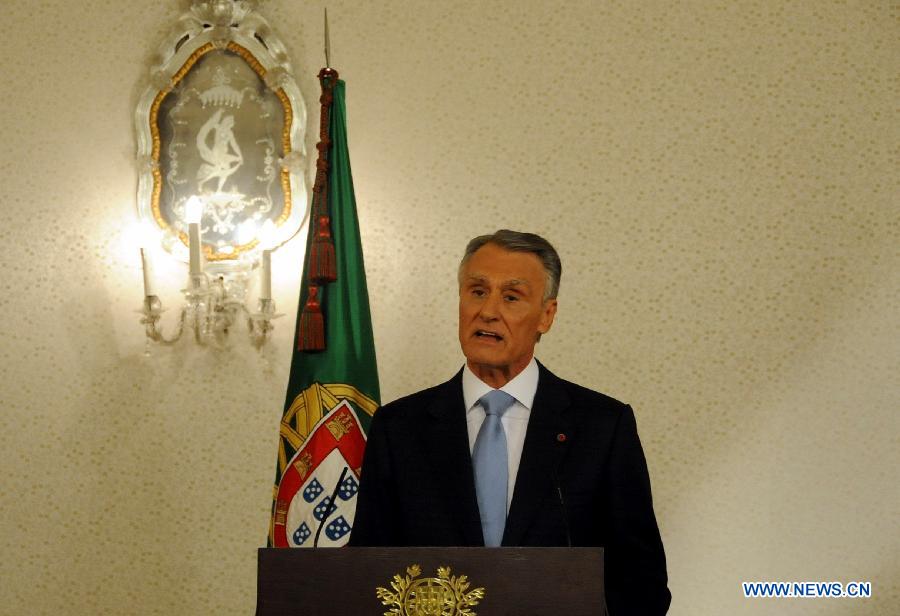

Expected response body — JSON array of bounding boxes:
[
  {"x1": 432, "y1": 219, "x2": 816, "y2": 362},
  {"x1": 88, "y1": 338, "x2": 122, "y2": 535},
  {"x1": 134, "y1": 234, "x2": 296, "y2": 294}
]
[{"x1": 135, "y1": 0, "x2": 307, "y2": 273}]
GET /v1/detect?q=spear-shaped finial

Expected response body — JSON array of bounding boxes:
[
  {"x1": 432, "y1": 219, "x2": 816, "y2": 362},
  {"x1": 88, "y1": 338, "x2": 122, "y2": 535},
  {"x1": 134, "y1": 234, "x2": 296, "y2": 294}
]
[{"x1": 324, "y1": 7, "x2": 331, "y2": 68}]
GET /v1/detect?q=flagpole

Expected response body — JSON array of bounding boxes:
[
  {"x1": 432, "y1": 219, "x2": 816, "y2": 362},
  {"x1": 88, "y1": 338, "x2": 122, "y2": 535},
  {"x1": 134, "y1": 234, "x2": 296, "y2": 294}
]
[{"x1": 324, "y1": 8, "x2": 331, "y2": 69}]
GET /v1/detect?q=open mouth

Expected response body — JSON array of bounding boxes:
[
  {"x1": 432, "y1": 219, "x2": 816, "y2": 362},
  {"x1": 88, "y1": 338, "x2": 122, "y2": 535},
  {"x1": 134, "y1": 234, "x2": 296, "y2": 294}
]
[{"x1": 475, "y1": 330, "x2": 503, "y2": 341}]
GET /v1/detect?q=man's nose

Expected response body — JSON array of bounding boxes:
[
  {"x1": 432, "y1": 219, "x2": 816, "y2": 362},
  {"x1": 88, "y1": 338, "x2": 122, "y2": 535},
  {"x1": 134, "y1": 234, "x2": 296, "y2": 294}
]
[{"x1": 478, "y1": 291, "x2": 501, "y2": 320}]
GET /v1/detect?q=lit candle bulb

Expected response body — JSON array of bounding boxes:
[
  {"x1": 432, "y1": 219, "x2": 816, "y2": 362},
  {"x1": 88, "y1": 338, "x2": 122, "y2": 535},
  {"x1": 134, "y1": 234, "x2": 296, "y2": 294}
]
[{"x1": 185, "y1": 196, "x2": 204, "y2": 224}]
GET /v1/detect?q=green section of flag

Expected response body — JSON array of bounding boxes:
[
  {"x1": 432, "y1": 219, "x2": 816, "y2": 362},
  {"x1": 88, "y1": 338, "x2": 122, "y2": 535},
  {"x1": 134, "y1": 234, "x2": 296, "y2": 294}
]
[
  {"x1": 269, "y1": 79, "x2": 380, "y2": 545},
  {"x1": 284, "y1": 79, "x2": 381, "y2": 421}
]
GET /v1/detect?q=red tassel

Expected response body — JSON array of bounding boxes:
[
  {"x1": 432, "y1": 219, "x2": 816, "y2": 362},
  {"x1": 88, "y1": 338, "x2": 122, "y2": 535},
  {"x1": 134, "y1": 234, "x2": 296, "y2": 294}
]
[
  {"x1": 308, "y1": 215, "x2": 337, "y2": 282},
  {"x1": 296, "y1": 67, "x2": 340, "y2": 352},
  {"x1": 297, "y1": 286, "x2": 325, "y2": 351}
]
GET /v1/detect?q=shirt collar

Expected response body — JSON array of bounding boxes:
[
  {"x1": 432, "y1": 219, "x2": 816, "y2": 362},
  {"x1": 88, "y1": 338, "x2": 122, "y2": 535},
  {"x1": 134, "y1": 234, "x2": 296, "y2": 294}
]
[{"x1": 463, "y1": 356, "x2": 540, "y2": 413}]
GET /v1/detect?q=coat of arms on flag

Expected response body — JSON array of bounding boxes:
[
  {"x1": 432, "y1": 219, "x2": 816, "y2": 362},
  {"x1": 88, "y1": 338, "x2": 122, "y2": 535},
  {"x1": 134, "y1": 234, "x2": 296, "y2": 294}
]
[{"x1": 272, "y1": 390, "x2": 372, "y2": 547}]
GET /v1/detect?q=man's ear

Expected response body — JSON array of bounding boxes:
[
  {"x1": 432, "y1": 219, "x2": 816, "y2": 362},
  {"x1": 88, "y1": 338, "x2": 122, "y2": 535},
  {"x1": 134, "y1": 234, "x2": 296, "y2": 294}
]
[{"x1": 538, "y1": 298, "x2": 558, "y2": 334}]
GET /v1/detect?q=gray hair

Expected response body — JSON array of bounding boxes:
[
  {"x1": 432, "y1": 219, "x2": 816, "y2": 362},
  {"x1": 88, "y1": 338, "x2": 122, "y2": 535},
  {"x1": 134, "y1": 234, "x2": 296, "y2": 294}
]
[{"x1": 458, "y1": 229, "x2": 561, "y2": 301}]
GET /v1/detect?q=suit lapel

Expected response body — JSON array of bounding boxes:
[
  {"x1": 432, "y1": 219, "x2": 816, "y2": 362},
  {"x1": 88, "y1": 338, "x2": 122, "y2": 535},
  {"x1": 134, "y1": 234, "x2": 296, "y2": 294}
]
[
  {"x1": 422, "y1": 370, "x2": 484, "y2": 546},
  {"x1": 503, "y1": 363, "x2": 573, "y2": 546}
]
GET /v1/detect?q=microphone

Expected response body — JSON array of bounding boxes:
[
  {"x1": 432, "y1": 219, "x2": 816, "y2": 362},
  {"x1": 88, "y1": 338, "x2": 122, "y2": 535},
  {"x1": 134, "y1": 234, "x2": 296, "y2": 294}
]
[
  {"x1": 553, "y1": 473, "x2": 573, "y2": 548},
  {"x1": 313, "y1": 466, "x2": 349, "y2": 548}
]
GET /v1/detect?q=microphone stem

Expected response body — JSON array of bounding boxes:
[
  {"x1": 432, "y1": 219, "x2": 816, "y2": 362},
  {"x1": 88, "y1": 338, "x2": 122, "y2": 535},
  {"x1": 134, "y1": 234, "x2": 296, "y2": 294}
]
[{"x1": 555, "y1": 479, "x2": 573, "y2": 548}]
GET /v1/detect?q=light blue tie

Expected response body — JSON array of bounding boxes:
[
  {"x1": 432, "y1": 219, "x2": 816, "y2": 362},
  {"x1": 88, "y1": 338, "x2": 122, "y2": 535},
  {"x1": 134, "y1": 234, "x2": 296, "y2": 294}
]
[{"x1": 472, "y1": 389, "x2": 516, "y2": 547}]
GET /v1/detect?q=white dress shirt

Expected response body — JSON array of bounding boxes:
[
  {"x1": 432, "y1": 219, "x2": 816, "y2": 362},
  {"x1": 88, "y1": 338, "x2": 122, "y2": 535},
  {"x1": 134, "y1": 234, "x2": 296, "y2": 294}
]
[{"x1": 463, "y1": 357, "x2": 539, "y2": 512}]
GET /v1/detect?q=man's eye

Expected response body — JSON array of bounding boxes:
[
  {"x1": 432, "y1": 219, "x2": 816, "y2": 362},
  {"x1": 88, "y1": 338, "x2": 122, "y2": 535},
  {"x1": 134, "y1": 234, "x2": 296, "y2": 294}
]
[
  {"x1": 471, "y1": 289, "x2": 485, "y2": 297},
  {"x1": 504, "y1": 295, "x2": 518, "y2": 302}
]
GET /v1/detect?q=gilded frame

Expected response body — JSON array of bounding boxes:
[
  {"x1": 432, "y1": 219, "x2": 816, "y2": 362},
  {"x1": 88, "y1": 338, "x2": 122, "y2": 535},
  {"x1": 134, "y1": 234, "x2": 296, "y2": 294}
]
[{"x1": 135, "y1": 1, "x2": 308, "y2": 269}]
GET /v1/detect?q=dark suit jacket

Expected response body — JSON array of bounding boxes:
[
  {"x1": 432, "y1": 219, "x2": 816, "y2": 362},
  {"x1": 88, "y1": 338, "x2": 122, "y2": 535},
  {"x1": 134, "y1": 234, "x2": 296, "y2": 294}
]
[{"x1": 350, "y1": 362, "x2": 671, "y2": 615}]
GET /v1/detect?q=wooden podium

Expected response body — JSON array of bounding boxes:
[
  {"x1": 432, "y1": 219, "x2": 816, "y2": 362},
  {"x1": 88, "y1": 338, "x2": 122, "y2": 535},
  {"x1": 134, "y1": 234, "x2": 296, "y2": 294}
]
[{"x1": 257, "y1": 547, "x2": 605, "y2": 615}]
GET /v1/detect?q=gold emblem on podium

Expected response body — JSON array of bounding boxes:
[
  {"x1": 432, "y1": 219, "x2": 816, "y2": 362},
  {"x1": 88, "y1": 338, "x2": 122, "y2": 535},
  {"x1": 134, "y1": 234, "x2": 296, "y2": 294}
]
[{"x1": 376, "y1": 564, "x2": 486, "y2": 616}]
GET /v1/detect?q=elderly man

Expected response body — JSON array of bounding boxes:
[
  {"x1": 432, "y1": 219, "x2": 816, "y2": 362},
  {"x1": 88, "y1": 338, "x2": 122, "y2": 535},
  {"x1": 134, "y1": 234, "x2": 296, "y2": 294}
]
[{"x1": 350, "y1": 230, "x2": 671, "y2": 615}]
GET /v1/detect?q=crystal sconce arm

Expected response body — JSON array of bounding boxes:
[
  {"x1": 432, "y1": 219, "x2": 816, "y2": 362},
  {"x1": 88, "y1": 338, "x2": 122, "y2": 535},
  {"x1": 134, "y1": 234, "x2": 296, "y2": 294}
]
[{"x1": 138, "y1": 245, "x2": 283, "y2": 351}]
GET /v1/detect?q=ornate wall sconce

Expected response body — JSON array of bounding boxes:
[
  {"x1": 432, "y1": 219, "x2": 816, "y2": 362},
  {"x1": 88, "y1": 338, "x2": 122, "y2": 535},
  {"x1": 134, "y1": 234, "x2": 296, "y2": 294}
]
[{"x1": 134, "y1": 0, "x2": 308, "y2": 349}]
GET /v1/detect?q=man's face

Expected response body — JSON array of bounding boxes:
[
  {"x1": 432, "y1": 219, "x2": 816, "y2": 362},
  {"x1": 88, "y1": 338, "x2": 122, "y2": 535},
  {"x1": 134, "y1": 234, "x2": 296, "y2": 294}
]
[{"x1": 458, "y1": 243, "x2": 558, "y2": 381}]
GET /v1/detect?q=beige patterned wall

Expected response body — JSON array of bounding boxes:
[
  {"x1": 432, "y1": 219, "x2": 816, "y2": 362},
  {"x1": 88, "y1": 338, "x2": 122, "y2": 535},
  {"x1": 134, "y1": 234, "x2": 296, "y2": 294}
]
[{"x1": 0, "y1": 0, "x2": 897, "y2": 614}]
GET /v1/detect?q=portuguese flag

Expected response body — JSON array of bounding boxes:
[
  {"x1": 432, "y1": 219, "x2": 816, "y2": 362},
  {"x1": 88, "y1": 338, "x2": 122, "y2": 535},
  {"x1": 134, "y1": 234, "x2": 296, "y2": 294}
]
[{"x1": 268, "y1": 70, "x2": 380, "y2": 548}]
